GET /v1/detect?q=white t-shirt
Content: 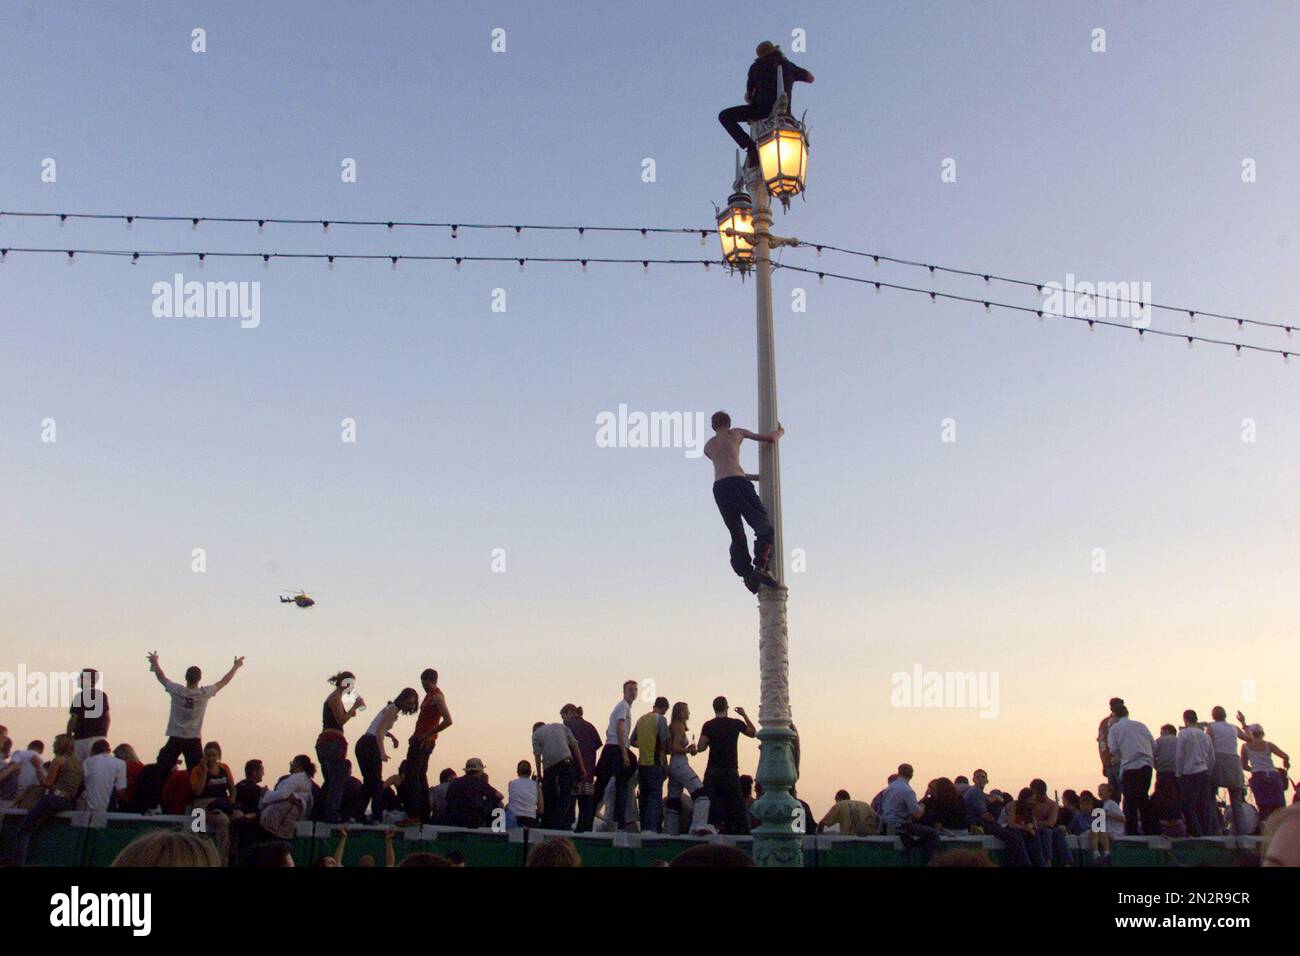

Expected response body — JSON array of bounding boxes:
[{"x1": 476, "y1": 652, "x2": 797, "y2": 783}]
[
  {"x1": 163, "y1": 680, "x2": 219, "y2": 738},
  {"x1": 1103, "y1": 799, "x2": 1125, "y2": 836},
  {"x1": 1207, "y1": 721, "x2": 1241, "y2": 756},
  {"x1": 605, "y1": 700, "x2": 632, "y2": 746},
  {"x1": 81, "y1": 753, "x2": 127, "y2": 811},
  {"x1": 507, "y1": 777, "x2": 538, "y2": 820},
  {"x1": 1175, "y1": 726, "x2": 1215, "y2": 776},
  {"x1": 1107, "y1": 717, "x2": 1155, "y2": 772},
  {"x1": 8, "y1": 749, "x2": 43, "y2": 791}
]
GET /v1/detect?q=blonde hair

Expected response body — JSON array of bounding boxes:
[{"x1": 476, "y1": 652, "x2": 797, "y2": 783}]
[{"x1": 112, "y1": 829, "x2": 222, "y2": 867}]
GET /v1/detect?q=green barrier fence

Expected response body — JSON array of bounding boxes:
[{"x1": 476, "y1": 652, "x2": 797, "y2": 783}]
[{"x1": 0, "y1": 810, "x2": 1262, "y2": 867}]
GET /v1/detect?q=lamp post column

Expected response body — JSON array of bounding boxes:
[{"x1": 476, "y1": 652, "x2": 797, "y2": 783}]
[{"x1": 745, "y1": 165, "x2": 800, "y2": 867}]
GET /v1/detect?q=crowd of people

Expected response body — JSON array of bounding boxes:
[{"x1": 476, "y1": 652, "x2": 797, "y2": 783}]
[{"x1": 1, "y1": 661, "x2": 1296, "y2": 867}]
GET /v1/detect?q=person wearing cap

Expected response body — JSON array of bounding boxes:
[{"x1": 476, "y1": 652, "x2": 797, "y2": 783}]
[
  {"x1": 443, "y1": 757, "x2": 502, "y2": 829},
  {"x1": 717, "y1": 41, "x2": 814, "y2": 169},
  {"x1": 1240, "y1": 718, "x2": 1290, "y2": 823}
]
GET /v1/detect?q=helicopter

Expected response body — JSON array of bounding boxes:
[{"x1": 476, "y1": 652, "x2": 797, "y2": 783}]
[{"x1": 279, "y1": 590, "x2": 316, "y2": 608}]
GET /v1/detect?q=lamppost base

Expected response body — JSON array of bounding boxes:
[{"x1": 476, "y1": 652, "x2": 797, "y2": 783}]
[{"x1": 751, "y1": 724, "x2": 802, "y2": 867}]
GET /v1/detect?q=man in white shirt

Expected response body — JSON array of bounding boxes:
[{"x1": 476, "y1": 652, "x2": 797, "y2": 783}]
[
  {"x1": 1204, "y1": 706, "x2": 1249, "y2": 835},
  {"x1": 4, "y1": 740, "x2": 46, "y2": 804},
  {"x1": 586, "y1": 680, "x2": 638, "y2": 832},
  {"x1": 1106, "y1": 701, "x2": 1156, "y2": 835},
  {"x1": 1175, "y1": 709, "x2": 1217, "y2": 837},
  {"x1": 80, "y1": 739, "x2": 128, "y2": 812},
  {"x1": 147, "y1": 651, "x2": 243, "y2": 770}
]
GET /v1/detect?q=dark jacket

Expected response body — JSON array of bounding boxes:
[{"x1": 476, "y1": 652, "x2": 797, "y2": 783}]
[
  {"x1": 443, "y1": 774, "x2": 502, "y2": 829},
  {"x1": 747, "y1": 52, "x2": 812, "y2": 111}
]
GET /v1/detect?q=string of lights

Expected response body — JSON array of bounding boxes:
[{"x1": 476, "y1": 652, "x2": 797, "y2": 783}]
[
  {"x1": 6, "y1": 209, "x2": 1283, "y2": 339},
  {"x1": 0, "y1": 245, "x2": 724, "y2": 272},
  {"x1": 774, "y1": 262, "x2": 1294, "y2": 364},
  {"x1": 793, "y1": 239, "x2": 1294, "y2": 336},
  {"x1": 0, "y1": 209, "x2": 717, "y2": 242}
]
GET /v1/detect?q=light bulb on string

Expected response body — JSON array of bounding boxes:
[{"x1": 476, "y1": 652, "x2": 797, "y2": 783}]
[
  {"x1": 518, "y1": 258, "x2": 525, "y2": 272},
  {"x1": 257, "y1": 220, "x2": 265, "y2": 234},
  {"x1": 327, "y1": 255, "x2": 335, "y2": 271},
  {"x1": 197, "y1": 253, "x2": 205, "y2": 270},
  {"x1": 642, "y1": 260, "x2": 649, "y2": 274},
  {"x1": 126, "y1": 216, "x2": 134, "y2": 231},
  {"x1": 66, "y1": 250, "x2": 74, "y2": 266},
  {"x1": 322, "y1": 221, "x2": 330, "y2": 234},
  {"x1": 391, "y1": 256, "x2": 399, "y2": 271},
  {"x1": 580, "y1": 260, "x2": 588, "y2": 272},
  {"x1": 454, "y1": 257, "x2": 462, "y2": 271},
  {"x1": 59, "y1": 214, "x2": 66, "y2": 228},
  {"x1": 262, "y1": 254, "x2": 270, "y2": 269},
  {"x1": 191, "y1": 218, "x2": 199, "y2": 231}
]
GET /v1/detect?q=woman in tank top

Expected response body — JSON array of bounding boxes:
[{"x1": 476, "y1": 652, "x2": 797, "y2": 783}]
[
  {"x1": 190, "y1": 741, "x2": 238, "y2": 861},
  {"x1": 316, "y1": 671, "x2": 365, "y2": 824},
  {"x1": 1242, "y1": 724, "x2": 1290, "y2": 822},
  {"x1": 666, "y1": 702, "x2": 712, "y2": 835},
  {"x1": 9, "y1": 734, "x2": 83, "y2": 865},
  {"x1": 355, "y1": 687, "x2": 419, "y2": 824}
]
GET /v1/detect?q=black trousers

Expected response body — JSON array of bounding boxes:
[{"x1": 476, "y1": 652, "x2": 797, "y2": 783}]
[
  {"x1": 718, "y1": 97, "x2": 786, "y2": 152},
  {"x1": 1121, "y1": 765, "x2": 1157, "y2": 835},
  {"x1": 541, "y1": 759, "x2": 577, "y2": 830},
  {"x1": 355, "y1": 734, "x2": 384, "y2": 824},
  {"x1": 156, "y1": 736, "x2": 203, "y2": 771},
  {"x1": 400, "y1": 738, "x2": 432, "y2": 822},
  {"x1": 713, "y1": 476, "x2": 774, "y2": 577},
  {"x1": 590, "y1": 745, "x2": 635, "y2": 830},
  {"x1": 704, "y1": 767, "x2": 750, "y2": 834}
]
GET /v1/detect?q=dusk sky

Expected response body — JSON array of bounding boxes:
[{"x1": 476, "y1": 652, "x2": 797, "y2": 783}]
[{"x1": 2, "y1": 1, "x2": 1297, "y2": 815}]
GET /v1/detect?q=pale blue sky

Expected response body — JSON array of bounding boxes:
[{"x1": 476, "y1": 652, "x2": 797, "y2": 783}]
[{"x1": 1, "y1": 1, "x2": 1297, "y2": 810}]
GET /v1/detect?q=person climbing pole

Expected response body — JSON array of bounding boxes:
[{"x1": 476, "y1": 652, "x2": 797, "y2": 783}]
[
  {"x1": 704, "y1": 410, "x2": 783, "y2": 593},
  {"x1": 718, "y1": 40, "x2": 815, "y2": 169}
]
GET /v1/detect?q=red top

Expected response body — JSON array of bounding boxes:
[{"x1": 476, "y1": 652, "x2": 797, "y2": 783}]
[
  {"x1": 412, "y1": 689, "x2": 446, "y2": 744},
  {"x1": 162, "y1": 768, "x2": 192, "y2": 814}
]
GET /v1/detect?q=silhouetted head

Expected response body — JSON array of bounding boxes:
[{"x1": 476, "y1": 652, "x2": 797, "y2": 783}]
[
  {"x1": 711, "y1": 410, "x2": 732, "y2": 431},
  {"x1": 185, "y1": 666, "x2": 202, "y2": 687}
]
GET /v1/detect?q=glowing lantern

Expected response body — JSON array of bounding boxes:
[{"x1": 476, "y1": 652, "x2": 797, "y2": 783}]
[{"x1": 715, "y1": 190, "x2": 755, "y2": 270}]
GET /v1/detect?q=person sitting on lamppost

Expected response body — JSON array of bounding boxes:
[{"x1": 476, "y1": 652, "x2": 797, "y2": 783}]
[
  {"x1": 718, "y1": 40, "x2": 814, "y2": 169},
  {"x1": 704, "y1": 410, "x2": 784, "y2": 593}
]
